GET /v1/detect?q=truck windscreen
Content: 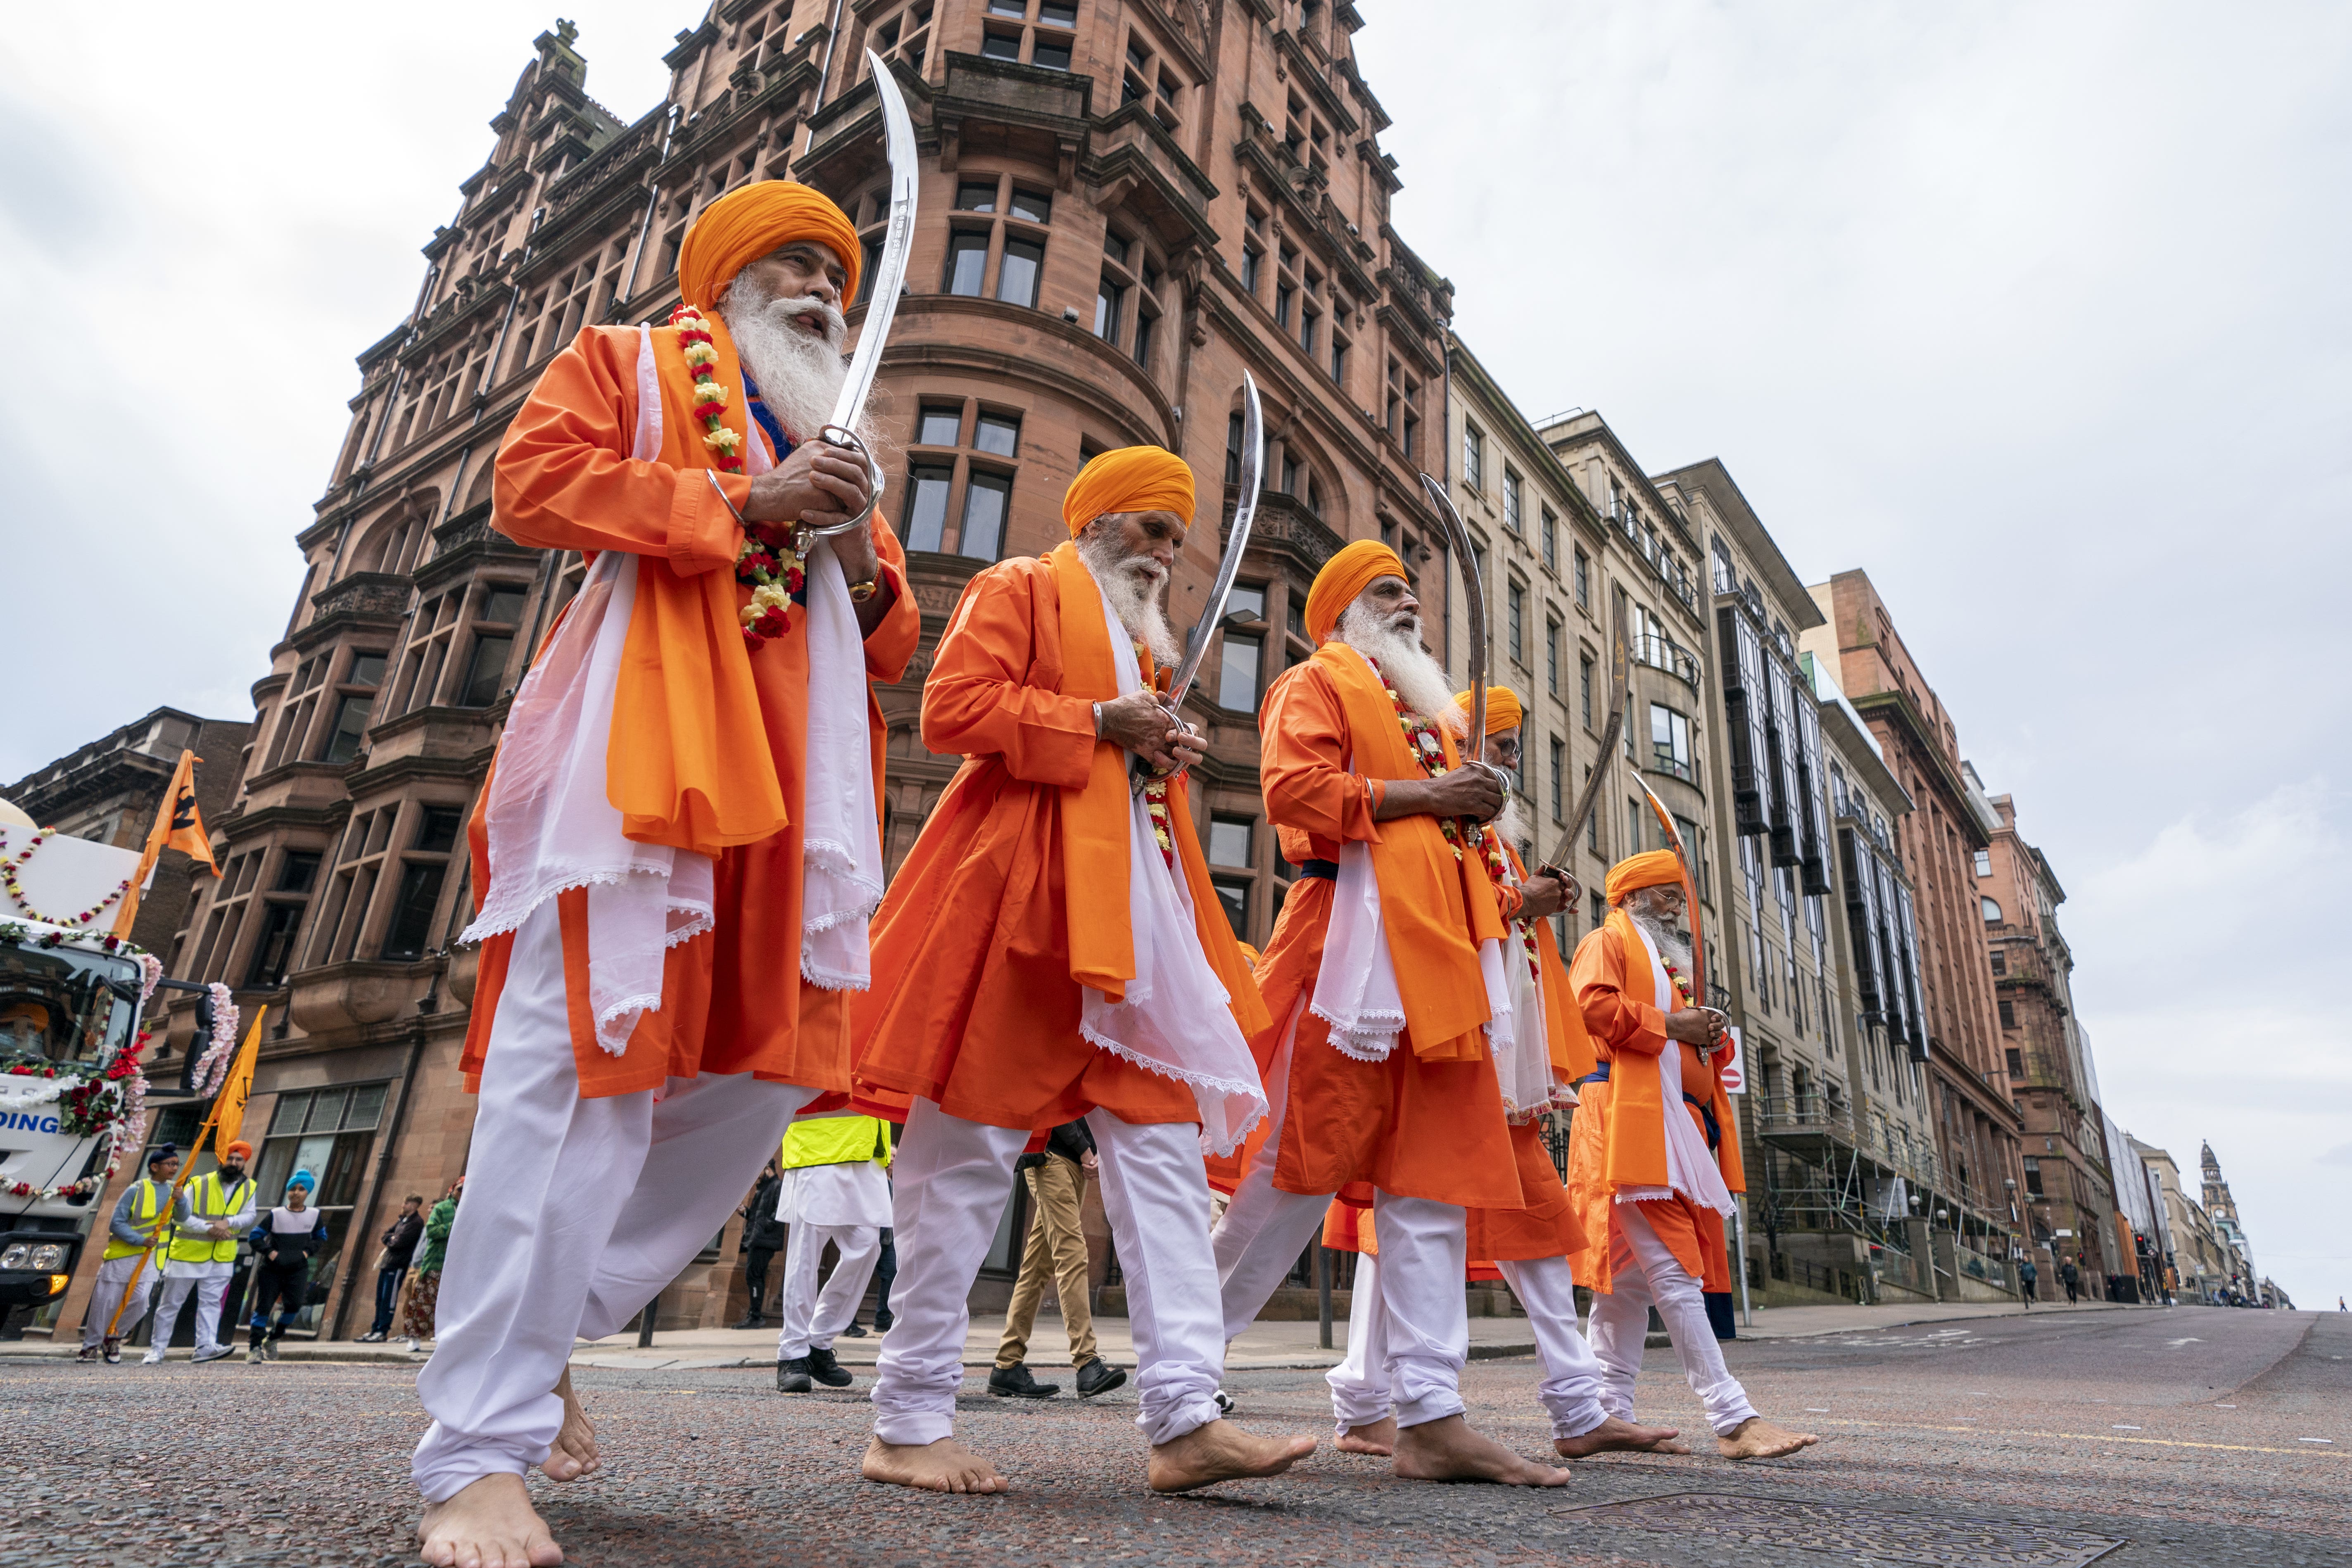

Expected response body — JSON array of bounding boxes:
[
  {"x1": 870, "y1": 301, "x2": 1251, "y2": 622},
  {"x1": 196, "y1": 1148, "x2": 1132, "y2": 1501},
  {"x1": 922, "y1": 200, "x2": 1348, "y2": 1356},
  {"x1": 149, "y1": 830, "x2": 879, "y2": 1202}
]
[{"x1": 0, "y1": 938, "x2": 141, "y2": 1069}]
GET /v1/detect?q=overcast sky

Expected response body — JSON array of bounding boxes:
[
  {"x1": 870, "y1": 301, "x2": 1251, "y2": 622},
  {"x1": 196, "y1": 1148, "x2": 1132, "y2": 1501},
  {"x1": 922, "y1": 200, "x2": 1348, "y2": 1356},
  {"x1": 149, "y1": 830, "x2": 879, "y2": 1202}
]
[{"x1": 3, "y1": 4, "x2": 2344, "y2": 1304}]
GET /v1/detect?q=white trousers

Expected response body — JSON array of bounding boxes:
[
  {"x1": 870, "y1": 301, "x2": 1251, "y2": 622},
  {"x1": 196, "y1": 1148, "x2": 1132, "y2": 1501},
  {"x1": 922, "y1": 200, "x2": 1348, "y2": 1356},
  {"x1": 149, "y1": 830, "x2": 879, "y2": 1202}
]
[
  {"x1": 871, "y1": 1098, "x2": 1224, "y2": 1447},
  {"x1": 145, "y1": 1267, "x2": 232, "y2": 1359},
  {"x1": 1323, "y1": 1252, "x2": 1607, "y2": 1441},
  {"x1": 1211, "y1": 1024, "x2": 1470, "y2": 1429},
  {"x1": 775, "y1": 1221, "x2": 882, "y2": 1360},
  {"x1": 82, "y1": 1253, "x2": 156, "y2": 1347},
  {"x1": 1586, "y1": 1204, "x2": 1758, "y2": 1436},
  {"x1": 411, "y1": 905, "x2": 816, "y2": 1502}
]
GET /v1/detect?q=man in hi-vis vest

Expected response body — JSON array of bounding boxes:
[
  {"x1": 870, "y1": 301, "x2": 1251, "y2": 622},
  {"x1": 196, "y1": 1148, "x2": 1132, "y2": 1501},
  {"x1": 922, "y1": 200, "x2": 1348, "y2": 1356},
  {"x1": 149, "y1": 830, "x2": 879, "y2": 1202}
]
[
  {"x1": 773, "y1": 1110, "x2": 893, "y2": 1393},
  {"x1": 78, "y1": 1143, "x2": 181, "y2": 1364},
  {"x1": 145, "y1": 1139, "x2": 257, "y2": 1365}
]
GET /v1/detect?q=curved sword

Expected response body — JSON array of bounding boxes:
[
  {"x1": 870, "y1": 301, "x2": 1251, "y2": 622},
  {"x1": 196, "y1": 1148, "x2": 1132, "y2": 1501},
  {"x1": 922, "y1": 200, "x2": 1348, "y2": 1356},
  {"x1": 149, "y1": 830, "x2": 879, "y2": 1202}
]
[
  {"x1": 1415, "y1": 472, "x2": 1505, "y2": 792},
  {"x1": 1540, "y1": 598, "x2": 1630, "y2": 880},
  {"x1": 1627, "y1": 765, "x2": 1725, "y2": 1044},
  {"x1": 1133, "y1": 373, "x2": 1263, "y2": 789},
  {"x1": 806, "y1": 50, "x2": 920, "y2": 537}
]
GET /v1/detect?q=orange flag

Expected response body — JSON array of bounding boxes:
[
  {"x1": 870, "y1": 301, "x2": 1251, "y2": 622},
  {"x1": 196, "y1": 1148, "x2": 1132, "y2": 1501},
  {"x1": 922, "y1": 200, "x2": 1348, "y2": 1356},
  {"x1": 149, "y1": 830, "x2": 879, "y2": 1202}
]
[
  {"x1": 211, "y1": 1005, "x2": 266, "y2": 1155},
  {"x1": 111, "y1": 750, "x2": 217, "y2": 938}
]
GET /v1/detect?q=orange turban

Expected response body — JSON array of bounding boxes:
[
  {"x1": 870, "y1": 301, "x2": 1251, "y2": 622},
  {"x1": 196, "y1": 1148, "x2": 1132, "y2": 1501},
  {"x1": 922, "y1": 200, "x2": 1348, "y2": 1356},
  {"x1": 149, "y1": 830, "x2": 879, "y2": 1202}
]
[
  {"x1": 1452, "y1": 686, "x2": 1523, "y2": 736},
  {"x1": 1304, "y1": 540, "x2": 1408, "y2": 641},
  {"x1": 1061, "y1": 446, "x2": 1196, "y2": 535},
  {"x1": 677, "y1": 181, "x2": 862, "y2": 311},
  {"x1": 223, "y1": 1140, "x2": 253, "y2": 1160},
  {"x1": 1606, "y1": 850, "x2": 1685, "y2": 904}
]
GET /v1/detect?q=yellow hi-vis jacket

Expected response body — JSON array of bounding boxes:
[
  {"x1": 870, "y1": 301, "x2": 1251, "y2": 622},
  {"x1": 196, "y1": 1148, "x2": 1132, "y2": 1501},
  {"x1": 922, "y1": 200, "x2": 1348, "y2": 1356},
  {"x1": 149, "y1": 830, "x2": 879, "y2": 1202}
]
[
  {"x1": 779, "y1": 1114, "x2": 892, "y2": 1171},
  {"x1": 102, "y1": 1179, "x2": 172, "y2": 1261},
  {"x1": 168, "y1": 1171, "x2": 256, "y2": 1264}
]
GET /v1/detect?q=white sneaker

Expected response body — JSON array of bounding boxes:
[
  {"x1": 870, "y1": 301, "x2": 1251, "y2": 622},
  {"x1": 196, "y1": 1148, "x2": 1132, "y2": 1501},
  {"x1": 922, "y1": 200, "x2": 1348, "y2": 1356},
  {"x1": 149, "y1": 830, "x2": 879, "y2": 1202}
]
[{"x1": 140, "y1": 1354, "x2": 164, "y2": 1365}]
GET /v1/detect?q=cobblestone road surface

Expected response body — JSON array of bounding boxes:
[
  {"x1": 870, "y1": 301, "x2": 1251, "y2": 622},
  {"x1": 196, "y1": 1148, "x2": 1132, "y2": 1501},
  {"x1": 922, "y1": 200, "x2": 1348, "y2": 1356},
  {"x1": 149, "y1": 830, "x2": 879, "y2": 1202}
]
[{"x1": 5, "y1": 1304, "x2": 2344, "y2": 1567}]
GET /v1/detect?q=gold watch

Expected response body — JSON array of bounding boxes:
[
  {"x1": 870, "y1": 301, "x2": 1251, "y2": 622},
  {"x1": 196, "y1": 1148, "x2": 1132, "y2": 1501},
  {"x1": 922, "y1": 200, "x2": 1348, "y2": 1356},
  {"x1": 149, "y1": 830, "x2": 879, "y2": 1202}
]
[{"x1": 847, "y1": 577, "x2": 880, "y2": 602}]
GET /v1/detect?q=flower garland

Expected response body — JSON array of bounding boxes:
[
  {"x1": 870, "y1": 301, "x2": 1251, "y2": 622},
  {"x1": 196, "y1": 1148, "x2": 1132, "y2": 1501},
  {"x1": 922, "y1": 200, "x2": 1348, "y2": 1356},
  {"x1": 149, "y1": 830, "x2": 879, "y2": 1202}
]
[
  {"x1": 1474, "y1": 826, "x2": 1543, "y2": 986},
  {"x1": 0, "y1": 1031, "x2": 150, "y2": 1201},
  {"x1": 1366, "y1": 658, "x2": 1461, "y2": 860},
  {"x1": 1130, "y1": 644, "x2": 1179, "y2": 869},
  {"x1": 183, "y1": 983, "x2": 239, "y2": 1098},
  {"x1": 0, "y1": 827, "x2": 132, "y2": 929},
  {"x1": 671, "y1": 303, "x2": 814, "y2": 651}
]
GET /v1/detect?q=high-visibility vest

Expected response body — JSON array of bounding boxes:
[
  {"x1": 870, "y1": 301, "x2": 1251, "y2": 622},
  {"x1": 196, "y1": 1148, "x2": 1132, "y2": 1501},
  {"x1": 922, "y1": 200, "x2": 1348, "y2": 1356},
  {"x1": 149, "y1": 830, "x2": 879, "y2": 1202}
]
[
  {"x1": 779, "y1": 1115, "x2": 892, "y2": 1170},
  {"x1": 168, "y1": 1171, "x2": 255, "y2": 1264},
  {"x1": 101, "y1": 1180, "x2": 172, "y2": 1261}
]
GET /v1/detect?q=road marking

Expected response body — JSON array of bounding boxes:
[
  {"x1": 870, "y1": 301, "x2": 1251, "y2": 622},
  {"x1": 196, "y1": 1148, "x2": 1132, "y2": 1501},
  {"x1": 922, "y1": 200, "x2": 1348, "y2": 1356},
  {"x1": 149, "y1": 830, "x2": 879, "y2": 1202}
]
[
  {"x1": 1812, "y1": 1417, "x2": 2349, "y2": 1459},
  {"x1": 2215, "y1": 1402, "x2": 2236, "y2": 1408},
  {"x1": 2167, "y1": 1337, "x2": 2203, "y2": 1346},
  {"x1": 1804, "y1": 1407, "x2": 1831, "y2": 1413},
  {"x1": 2301, "y1": 1438, "x2": 2335, "y2": 1444},
  {"x1": 2112, "y1": 1424, "x2": 2143, "y2": 1430}
]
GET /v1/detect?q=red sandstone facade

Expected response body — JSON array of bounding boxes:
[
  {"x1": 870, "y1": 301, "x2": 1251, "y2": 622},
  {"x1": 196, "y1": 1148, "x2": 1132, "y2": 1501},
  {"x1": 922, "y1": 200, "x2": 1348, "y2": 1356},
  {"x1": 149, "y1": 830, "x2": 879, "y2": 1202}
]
[{"x1": 101, "y1": 0, "x2": 1452, "y2": 1337}]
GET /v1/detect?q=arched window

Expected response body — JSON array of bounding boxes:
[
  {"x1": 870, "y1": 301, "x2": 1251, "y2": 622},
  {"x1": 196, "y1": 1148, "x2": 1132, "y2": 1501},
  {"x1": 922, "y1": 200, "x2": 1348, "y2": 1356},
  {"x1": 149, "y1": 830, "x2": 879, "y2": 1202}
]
[{"x1": 1981, "y1": 896, "x2": 2002, "y2": 923}]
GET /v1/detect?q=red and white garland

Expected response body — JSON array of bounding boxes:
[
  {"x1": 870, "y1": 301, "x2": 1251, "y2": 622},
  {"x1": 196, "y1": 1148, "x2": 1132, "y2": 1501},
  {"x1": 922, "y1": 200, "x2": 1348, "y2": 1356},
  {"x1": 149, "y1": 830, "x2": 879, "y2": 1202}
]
[
  {"x1": 1474, "y1": 826, "x2": 1543, "y2": 986},
  {"x1": 183, "y1": 983, "x2": 239, "y2": 1098},
  {"x1": 0, "y1": 827, "x2": 132, "y2": 928},
  {"x1": 668, "y1": 304, "x2": 814, "y2": 653},
  {"x1": 0, "y1": 921, "x2": 154, "y2": 1198},
  {"x1": 1133, "y1": 642, "x2": 1180, "y2": 870}
]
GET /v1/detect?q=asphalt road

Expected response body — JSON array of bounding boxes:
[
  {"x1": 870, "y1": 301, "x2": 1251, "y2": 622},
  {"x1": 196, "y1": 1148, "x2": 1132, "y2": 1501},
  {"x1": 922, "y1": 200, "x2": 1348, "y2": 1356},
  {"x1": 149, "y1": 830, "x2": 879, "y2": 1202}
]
[{"x1": 5, "y1": 1304, "x2": 2344, "y2": 1568}]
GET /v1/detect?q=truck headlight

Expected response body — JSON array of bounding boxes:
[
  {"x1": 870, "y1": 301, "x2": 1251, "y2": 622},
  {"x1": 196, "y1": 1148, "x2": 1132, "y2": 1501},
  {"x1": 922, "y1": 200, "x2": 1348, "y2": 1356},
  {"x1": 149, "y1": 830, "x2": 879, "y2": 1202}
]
[{"x1": 0, "y1": 1243, "x2": 69, "y2": 1271}]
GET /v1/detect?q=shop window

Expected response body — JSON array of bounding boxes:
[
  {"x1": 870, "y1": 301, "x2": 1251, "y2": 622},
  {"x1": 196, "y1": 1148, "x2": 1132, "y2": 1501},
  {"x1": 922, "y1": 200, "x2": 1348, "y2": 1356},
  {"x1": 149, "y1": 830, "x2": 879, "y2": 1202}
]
[{"x1": 252, "y1": 1082, "x2": 388, "y2": 1332}]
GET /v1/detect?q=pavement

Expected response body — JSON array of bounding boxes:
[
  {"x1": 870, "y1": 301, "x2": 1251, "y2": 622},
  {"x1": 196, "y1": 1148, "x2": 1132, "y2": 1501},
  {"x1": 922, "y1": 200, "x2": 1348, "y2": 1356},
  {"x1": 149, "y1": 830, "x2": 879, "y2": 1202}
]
[
  {"x1": 5, "y1": 1302, "x2": 2343, "y2": 1567},
  {"x1": 17, "y1": 1293, "x2": 2140, "y2": 1371}
]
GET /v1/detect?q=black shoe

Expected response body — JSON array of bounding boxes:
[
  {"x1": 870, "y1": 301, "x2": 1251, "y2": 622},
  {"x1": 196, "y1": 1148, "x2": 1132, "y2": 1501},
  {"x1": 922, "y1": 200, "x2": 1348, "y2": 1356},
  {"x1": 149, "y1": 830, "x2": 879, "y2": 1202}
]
[
  {"x1": 730, "y1": 1313, "x2": 764, "y2": 1330},
  {"x1": 988, "y1": 1363, "x2": 1061, "y2": 1399},
  {"x1": 806, "y1": 1346, "x2": 853, "y2": 1388},
  {"x1": 1212, "y1": 1387, "x2": 1236, "y2": 1414},
  {"x1": 839, "y1": 1322, "x2": 869, "y2": 1338},
  {"x1": 777, "y1": 1357, "x2": 814, "y2": 1393},
  {"x1": 1075, "y1": 1358, "x2": 1127, "y2": 1399},
  {"x1": 873, "y1": 1311, "x2": 894, "y2": 1332}
]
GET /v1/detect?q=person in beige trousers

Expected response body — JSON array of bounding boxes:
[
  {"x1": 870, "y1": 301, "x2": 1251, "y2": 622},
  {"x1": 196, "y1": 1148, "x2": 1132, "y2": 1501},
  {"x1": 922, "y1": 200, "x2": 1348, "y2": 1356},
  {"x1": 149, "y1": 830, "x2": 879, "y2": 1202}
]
[{"x1": 989, "y1": 1120, "x2": 1126, "y2": 1399}]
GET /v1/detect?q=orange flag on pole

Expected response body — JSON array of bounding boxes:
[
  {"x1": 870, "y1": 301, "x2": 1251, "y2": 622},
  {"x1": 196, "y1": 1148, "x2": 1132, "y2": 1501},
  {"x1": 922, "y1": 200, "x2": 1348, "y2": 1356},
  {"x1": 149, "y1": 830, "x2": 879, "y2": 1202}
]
[
  {"x1": 211, "y1": 1005, "x2": 266, "y2": 1155},
  {"x1": 111, "y1": 750, "x2": 218, "y2": 938}
]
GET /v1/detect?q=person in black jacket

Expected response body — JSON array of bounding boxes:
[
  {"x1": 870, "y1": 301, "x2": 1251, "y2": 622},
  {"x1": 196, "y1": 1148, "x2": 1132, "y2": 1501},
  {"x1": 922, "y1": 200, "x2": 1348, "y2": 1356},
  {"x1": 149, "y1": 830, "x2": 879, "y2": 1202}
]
[
  {"x1": 989, "y1": 1121, "x2": 1125, "y2": 1400},
  {"x1": 361, "y1": 1195, "x2": 428, "y2": 1342},
  {"x1": 733, "y1": 1161, "x2": 786, "y2": 1330},
  {"x1": 247, "y1": 1169, "x2": 330, "y2": 1361}
]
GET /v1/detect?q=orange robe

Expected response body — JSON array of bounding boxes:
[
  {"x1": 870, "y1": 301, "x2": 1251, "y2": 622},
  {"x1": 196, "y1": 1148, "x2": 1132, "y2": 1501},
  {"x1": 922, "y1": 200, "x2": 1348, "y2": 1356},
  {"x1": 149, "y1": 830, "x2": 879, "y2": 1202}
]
[
  {"x1": 852, "y1": 545, "x2": 1266, "y2": 1132},
  {"x1": 1563, "y1": 918, "x2": 1742, "y2": 1292},
  {"x1": 1222, "y1": 645, "x2": 1521, "y2": 1210},
  {"x1": 459, "y1": 323, "x2": 921, "y2": 1099}
]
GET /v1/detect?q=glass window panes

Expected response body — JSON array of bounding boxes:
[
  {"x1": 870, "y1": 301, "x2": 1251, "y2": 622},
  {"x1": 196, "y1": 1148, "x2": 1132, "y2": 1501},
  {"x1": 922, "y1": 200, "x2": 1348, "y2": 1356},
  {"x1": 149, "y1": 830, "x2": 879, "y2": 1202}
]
[
  {"x1": 905, "y1": 462, "x2": 953, "y2": 552},
  {"x1": 973, "y1": 412, "x2": 1020, "y2": 456},
  {"x1": 459, "y1": 635, "x2": 512, "y2": 707},
  {"x1": 986, "y1": 0, "x2": 1024, "y2": 14},
  {"x1": 346, "y1": 653, "x2": 387, "y2": 688},
  {"x1": 344, "y1": 1081, "x2": 386, "y2": 1130},
  {"x1": 480, "y1": 588, "x2": 527, "y2": 625},
  {"x1": 1095, "y1": 276, "x2": 1126, "y2": 344},
  {"x1": 305, "y1": 1087, "x2": 349, "y2": 1135},
  {"x1": 1103, "y1": 230, "x2": 1131, "y2": 267},
  {"x1": 1212, "y1": 877, "x2": 1248, "y2": 939},
  {"x1": 1218, "y1": 632, "x2": 1261, "y2": 710},
  {"x1": 1226, "y1": 584, "x2": 1265, "y2": 622},
  {"x1": 916, "y1": 406, "x2": 962, "y2": 445},
  {"x1": 960, "y1": 471, "x2": 1010, "y2": 559},
  {"x1": 1008, "y1": 188, "x2": 1052, "y2": 223},
  {"x1": 954, "y1": 180, "x2": 998, "y2": 211},
  {"x1": 320, "y1": 695, "x2": 371, "y2": 764},
  {"x1": 274, "y1": 851, "x2": 321, "y2": 893},
  {"x1": 980, "y1": 29, "x2": 1021, "y2": 61},
  {"x1": 944, "y1": 230, "x2": 988, "y2": 295},
  {"x1": 1032, "y1": 34, "x2": 1073, "y2": 68},
  {"x1": 1208, "y1": 817, "x2": 1252, "y2": 867},
  {"x1": 997, "y1": 238, "x2": 1043, "y2": 307},
  {"x1": 1038, "y1": 0, "x2": 1077, "y2": 24}
]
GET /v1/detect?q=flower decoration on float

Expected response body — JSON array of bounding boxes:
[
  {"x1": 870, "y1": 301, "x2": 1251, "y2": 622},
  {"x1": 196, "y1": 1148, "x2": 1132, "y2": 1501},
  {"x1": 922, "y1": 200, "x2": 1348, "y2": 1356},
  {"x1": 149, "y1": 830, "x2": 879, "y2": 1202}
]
[{"x1": 0, "y1": 827, "x2": 131, "y2": 928}]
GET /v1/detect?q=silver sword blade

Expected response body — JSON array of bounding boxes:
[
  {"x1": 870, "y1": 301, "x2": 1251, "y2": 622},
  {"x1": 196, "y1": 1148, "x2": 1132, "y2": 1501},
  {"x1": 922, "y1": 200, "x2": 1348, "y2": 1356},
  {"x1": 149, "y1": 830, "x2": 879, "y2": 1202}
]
[
  {"x1": 1416, "y1": 472, "x2": 1490, "y2": 776},
  {"x1": 1541, "y1": 598, "x2": 1632, "y2": 875},
  {"x1": 1628, "y1": 764, "x2": 1710, "y2": 1004},
  {"x1": 826, "y1": 51, "x2": 917, "y2": 437},
  {"x1": 1164, "y1": 371, "x2": 1264, "y2": 711}
]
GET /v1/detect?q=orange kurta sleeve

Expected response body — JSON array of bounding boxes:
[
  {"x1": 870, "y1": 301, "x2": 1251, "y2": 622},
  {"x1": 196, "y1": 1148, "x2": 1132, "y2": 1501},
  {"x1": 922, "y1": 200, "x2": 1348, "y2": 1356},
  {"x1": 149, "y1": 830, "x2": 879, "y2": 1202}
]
[
  {"x1": 1259, "y1": 664, "x2": 1382, "y2": 850},
  {"x1": 1569, "y1": 924, "x2": 1668, "y2": 1058},
  {"x1": 493, "y1": 325, "x2": 745, "y2": 573},
  {"x1": 859, "y1": 527, "x2": 921, "y2": 684},
  {"x1": 919, "y1": 564, "x2": 1096, "y2": 788}
]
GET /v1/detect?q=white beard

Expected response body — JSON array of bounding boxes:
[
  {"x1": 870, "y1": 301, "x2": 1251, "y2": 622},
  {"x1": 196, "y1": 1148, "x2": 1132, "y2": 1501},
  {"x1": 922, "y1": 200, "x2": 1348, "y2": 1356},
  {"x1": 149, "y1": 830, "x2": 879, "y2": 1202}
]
[
  {"x1": 1492, "y1": 792, "x2": 1529, "y2": 854},
  {"x1": 1336, "y1": 602, "x2": 1464, "y2": 735},
  {"x1": 717, "y1": 276, "x2": 851, "y2": 444},
  {"x1": 1630, "y1": 907, "x2": 1693, "y2": 974},
  {"x1": 1076, "y1": 526, "x2": 1182, "y2": 666}
]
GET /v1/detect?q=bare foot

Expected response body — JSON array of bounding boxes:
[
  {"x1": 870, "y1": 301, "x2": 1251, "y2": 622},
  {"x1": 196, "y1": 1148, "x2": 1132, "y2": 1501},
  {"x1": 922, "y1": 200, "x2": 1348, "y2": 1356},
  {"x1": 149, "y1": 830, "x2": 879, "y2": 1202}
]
[
  {"x1": 1149, "y1": 1419, "x2": 1318, "y2": 1493},
  {"x1": 1717, "y1": 1416, "x2": 1820, "y2": 1459},
  {"x1": 537, "y1": 1368, "x2": 599, "y2": 1482},
  {"x1": 862, "y1": 1435, "x2": 1008, "y2": 1494},
  {"x1": 416, "y1": 1473, "x2": 563, "y2": 1568},
  {"x1": 1392, "y1": 1414, "x2": 1571, "y2": 1486},
  {"x1": 1336, "y1": 1416, "x2": 1396, "y2": 1456},
  {"x1": 1555, "y1": 1414, "x2": 1689, "y2": 1458}
]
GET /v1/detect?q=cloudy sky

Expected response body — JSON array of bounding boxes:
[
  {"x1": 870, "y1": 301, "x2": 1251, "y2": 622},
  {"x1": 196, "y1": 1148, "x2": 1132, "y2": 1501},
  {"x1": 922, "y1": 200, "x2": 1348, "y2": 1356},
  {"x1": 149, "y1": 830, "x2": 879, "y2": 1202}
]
[{"x1": 3, "y1": 4, "x2": 2344, "y2": 1303}]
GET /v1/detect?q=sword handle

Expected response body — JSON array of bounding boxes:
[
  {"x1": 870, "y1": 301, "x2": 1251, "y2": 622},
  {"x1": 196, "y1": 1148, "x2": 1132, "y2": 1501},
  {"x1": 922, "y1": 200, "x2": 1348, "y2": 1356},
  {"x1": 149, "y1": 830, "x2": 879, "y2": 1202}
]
[{"x1": 801, "y1": 424, "x2": 886, "y2": 538}]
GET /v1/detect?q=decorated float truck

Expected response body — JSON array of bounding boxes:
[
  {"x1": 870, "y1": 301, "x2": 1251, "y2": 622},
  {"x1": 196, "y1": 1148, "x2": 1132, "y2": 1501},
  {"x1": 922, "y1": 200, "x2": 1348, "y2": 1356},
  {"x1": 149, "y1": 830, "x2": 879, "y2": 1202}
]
[{"x1": 0, "y1": 829, "x2": 176, "y2": 1317}]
